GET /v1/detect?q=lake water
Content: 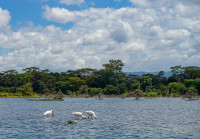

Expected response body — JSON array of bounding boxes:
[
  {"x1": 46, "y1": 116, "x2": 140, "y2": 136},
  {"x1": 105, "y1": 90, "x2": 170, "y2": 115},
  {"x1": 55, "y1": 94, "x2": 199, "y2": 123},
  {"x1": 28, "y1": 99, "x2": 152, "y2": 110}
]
[{"x1": 0, "y1": 98, "x2": 200, "y2": 139}]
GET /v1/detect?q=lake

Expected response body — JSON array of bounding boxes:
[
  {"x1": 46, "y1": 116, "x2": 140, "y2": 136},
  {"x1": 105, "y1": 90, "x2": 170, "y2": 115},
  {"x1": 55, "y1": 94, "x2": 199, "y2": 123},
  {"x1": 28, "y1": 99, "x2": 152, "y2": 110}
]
[{"x1": 0, "y1": 98, "x2": 200, "y2": 138}]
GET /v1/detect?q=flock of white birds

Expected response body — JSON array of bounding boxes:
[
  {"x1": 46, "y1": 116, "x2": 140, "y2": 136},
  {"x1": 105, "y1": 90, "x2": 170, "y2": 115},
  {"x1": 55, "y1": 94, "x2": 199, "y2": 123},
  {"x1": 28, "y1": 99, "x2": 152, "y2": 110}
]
[{"x1": 43, "y1": 110, "x2": 97, "y2": 119}]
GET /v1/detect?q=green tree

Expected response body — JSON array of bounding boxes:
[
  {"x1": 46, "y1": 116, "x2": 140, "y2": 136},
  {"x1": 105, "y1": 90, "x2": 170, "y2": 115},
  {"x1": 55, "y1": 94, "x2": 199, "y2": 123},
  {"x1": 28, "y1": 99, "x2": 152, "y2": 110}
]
[
  {"x1": 126, "y1": 74, "x2": 139, "y2": 91},
  {"x1": 105, "y1": 85, "x2": 118, "y2": 95},
  {"x1": 170, "y1": 65, "x2": 184, "y2": 82},
  {"x1": 66, "y1": 77, "x2": 85, "y2": 92},
  {"x1": 20, "y1": 83, "x2": 34, "y2": 95},
  {"x1": 169, "y1": 82, "x2": 186, "y2": 95},
  {"x1": 103, "y1": 59, "x2": 124, "y2": 74},
  {"x1": 23, "y1": 67, "x2": 41, "y2": 92},
  {"x1": 2, "y1": 70, "x2": 19, "y2": 93},
  {"x1": 131, "y1": 81, "x2": 140, "y2": 91},
  {"x1": 117, "y1": 82, "x2": 126, "y2": 94},
  {"x1": 38, "y1": 81, "x2": 49, "y2": 94},
  {"x1": 138, "y1": 76, "x2": 152, "y2": 92},
  {"x1": 195, "y1": 78, "x2": 200, "y2": 94},
  {"x1": 40, "y1": 72, "x2": 56, "y2": 92},
  {"x1": 56, "y1": 81, "x2": 68, "y2": 94},
  {"x1": 103, "y1": 59, "x2": 125, "y2": 85},
  {"x1": 88, "y1": 87, "x2": 103, "y2": 96},
  {"x1": 79, "y1": 85, "x2": 88, "y2": 94},
  {"x1": 184, "y1": 79, "x2": 196, "y2": 88},
  {"x1": 159, "y1": 84, "x2": 169, "y2": 96},
  {"x1": 182, "y1": 66, "x2": 200, "y2": 79}
]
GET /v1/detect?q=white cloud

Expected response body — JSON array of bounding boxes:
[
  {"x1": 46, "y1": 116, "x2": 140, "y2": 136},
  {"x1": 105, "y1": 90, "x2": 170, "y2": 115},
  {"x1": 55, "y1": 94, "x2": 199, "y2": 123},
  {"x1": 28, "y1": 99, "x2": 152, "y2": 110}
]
[
  {"x1": 129, "y1": 0, "x2": 152, "y2": 7},
  {"x1": 43, "y1": 5, "x2": 80, "y2": 24},
  {"x1": 0, "y1": 7, "x2": 11, "y2": 30},
  {"x1": 0, "y1": 1, "x2": 200, "y2": 72},
  {"x1": 59, "y1": 0, "x2": 84, "y2": 5}
]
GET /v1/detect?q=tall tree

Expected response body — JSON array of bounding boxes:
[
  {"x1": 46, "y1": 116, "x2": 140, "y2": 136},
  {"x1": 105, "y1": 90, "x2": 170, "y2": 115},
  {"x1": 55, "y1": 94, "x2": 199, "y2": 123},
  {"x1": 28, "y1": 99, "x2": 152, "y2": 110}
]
[
  {"x1": 23, "y1": 67, "x2": 41, "y2": 92},
  {"x1": 103, "y1": 59, "x2": 125, "y2": 85},
  {"x1": 103, "y1": 59, "x2": 124, "y2": 74},
  {"x1": 182, "y1": 66, "x2": 200, "y2": 79},
  {"x1": 138, "y1": 76, "x2": 152, "y2": 92},
  {"x1": 170, "y1": 65, "x2": 184, "y2": 82},
  {"x1": 2, "y1": 70, "x2": 19, "y2": 93}
]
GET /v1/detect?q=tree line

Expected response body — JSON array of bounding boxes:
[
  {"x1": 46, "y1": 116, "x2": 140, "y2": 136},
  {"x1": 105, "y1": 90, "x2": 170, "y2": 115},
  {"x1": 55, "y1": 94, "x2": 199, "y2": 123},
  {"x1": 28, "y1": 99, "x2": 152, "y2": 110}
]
[{"x1": 0, "y1": 59, "x2": 200, "y2": 97}]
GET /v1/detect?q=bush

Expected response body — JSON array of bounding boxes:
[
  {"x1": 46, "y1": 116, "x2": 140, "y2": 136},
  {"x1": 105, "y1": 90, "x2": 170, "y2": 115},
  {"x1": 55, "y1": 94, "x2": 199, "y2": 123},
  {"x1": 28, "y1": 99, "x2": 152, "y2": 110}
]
[
  {"x1": 88, "y1": 88, "x2": 103, "y2": 96},
  {"x1": 195, "y1": 78, "x2": 200, "y2": 94},
  {"x1": 131, "y1": 81, "x2": 140, "y2": 91},
  {"x1": 79, "y1": 85, "x2": 88, "y2": 94},
  {"x1": 0, "y1": 92, "x2": 41, "y2": 98},
  {"x1": 146, "y1": 92, "x2": 158, "y2": 97},
  {"x1": 129, "y1": 90, "x2": 143, "y2": 100},
  {"x1": 177, "y1": 84, "x2": 187, "y2": 95},
  {"x1": 171, "y1": 92, "x2": 181, "y2": 97},
  {"x1": 20, "y1": 83, "x2": 34, "y2": 95},
  {"x1": 105, "y1": 85, "x2": 118, "y2": 95},
  {"x1": 183, "y1": 90, "x2": 198, "y2": 101},
  {"x1": 46, "y1": 90, "x2": 64, "y2": 100},
  {"x1": 187, "y1": 86, "x2": 197, "y2": 93},
  {"x1": 169, "y1": 82, "x2": 186, "y2": 94},
  {"x1": 67, "y1": 90, "x2": 72, "y2": 95},
  {"x1": 117, "y1": 83, "x2": 126, "y2": 94},
  {"x1": 159, "y1": 85, "x2": 169, "y2": 96},
  {"x1": 96, "y1": 92, "x2": 104, "y2": 100},
  {"x1": 0, "y1": 87, "x2": 13, "y2": 93},
  {"x1": 184, "y1": 79, "x2": 195, "y2": 88}
]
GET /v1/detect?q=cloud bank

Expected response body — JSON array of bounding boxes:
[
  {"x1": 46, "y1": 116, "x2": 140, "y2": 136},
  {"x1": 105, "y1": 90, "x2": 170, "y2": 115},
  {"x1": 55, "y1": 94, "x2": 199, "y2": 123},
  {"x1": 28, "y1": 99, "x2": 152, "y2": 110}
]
[
  {"x1": 0, "y1": 0, "x2": 200, "y2": 72},
  {"x1": 59, "y1": 0, "x2": 84, "y2": 5},
  {"x1": 0, "y1": 8, "x2": 11, "y2": 30}
]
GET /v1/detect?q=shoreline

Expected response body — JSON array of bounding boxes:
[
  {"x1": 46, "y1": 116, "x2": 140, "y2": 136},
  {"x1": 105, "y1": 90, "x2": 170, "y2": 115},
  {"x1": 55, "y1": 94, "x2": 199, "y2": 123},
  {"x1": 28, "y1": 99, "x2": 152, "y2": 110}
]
[
  {"x1": 1, "y1": 92, "x2": 199, "y2": 100},
  {"x1": 1, "y1": 95, "x2": 199, "y2": 99}
]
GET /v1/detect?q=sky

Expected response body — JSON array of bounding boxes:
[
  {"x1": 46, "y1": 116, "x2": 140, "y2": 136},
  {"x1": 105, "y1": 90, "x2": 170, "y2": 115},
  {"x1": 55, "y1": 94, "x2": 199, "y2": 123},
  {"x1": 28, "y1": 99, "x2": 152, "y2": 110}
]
[{"x1": 0, "y1": 0, "x2": 200, "y2": 72}]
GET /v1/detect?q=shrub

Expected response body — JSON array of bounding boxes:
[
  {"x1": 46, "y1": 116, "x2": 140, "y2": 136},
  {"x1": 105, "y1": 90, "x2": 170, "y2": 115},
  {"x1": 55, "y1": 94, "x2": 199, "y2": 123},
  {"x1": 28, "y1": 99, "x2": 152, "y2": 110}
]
[
  {"x1": 129, "y1": 89, "x2": 143, "y2": 100},
  {"x1": 187, "y1": 86, "x2": 197, "y2": 93},
  {"x1": 117, "y1": 83, "x2": 126, "y2": 94},
  {"x1": 183, "y1": 90, "x2": 198, "y2": 101},
  {"x1": 96, "y1": 92, "x2": 104, "y2": 100},
  {"x1": 79, "y1": 85, "x2": 88, "y2": 94},
  {"x1": 105, "y1": 85, "x2": 118, "y2": 95},
  {"x1": 131, "y1": 81, "x2": 140, "y2": 91},
  {"x1": 44, "y1": 90, "x2": 64, "y2": 100},
  {"x1": 159, "y1": 85, "x2": 169, "y2": 96},
  {"x1": 184, "y1": 79, "x2": 195, "y2": 88},
  {"x1": 88, "y1": 88, "x2": 103, "y2": 96},
  {"x1": 146, "y1": 92, "x2": 158, "y2": 97},
  {"x1": 169, "y1": 82, "x2": 186, "y2": 94}
]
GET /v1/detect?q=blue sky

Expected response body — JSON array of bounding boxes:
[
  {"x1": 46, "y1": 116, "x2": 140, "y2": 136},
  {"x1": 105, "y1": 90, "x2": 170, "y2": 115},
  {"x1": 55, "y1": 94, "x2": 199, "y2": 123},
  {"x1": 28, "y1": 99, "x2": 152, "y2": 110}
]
[
  {"x1": 0, "y1": 0, "x2": 200, "y2": 72},
  {"x1": 0, "y1": 0, "x2": 131, "y2": 29}
]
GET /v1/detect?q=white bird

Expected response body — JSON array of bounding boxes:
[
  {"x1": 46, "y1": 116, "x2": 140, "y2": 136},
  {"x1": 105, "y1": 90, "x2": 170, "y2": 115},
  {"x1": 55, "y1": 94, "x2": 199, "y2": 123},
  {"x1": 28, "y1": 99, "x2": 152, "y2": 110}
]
[
  {"x1": 85, "y1": 111, "x2": 97, "y2": 119},
  {"x1": 72, "y1": 112, "x2": 86, "y2": 119},
  {"x1": 44, "y1": 110, "x2": 54, "y2": 116}
]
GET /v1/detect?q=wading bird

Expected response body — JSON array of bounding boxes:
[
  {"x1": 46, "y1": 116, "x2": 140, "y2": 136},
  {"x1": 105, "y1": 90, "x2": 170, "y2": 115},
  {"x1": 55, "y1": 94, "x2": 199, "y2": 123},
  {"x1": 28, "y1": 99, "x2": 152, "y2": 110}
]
[
  {"x1": 72, "y1": 112, "x2": 86, "y2": 119},
  {"x1": 85, "y1": 111, "x2": 97, "y2": 119},
  {"x1": 44, "y1": 110, "x2": 54, "y2": 116}
]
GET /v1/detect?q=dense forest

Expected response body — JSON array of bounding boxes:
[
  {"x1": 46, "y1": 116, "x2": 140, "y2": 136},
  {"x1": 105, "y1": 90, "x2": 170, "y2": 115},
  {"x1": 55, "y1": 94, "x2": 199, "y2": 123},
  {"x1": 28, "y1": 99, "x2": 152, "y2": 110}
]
[{"x1": 0, "y1": 59, "x2": 200, "y2": 98}]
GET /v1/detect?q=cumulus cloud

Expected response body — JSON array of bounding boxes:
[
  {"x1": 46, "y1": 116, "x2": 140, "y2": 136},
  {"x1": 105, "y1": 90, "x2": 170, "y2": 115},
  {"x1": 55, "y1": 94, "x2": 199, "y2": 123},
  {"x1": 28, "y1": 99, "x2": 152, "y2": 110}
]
[
  {"x1": 43, "y1": 5, "x2": 80, "y2": 24},
  {"x1": 0, "y1": 1, "x2": 200, "y2": 72},
  {"x1": 59, "y1": 0, "x2": 84, "y2": 5},
  {"x1": 0, "y1": 7, "x2": 11, "y2": 30}
]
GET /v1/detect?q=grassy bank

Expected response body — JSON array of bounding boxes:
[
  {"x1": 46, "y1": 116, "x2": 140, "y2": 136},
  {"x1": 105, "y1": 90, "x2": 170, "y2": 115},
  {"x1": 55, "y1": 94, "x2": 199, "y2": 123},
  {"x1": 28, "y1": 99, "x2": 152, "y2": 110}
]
[
  {"x1": 27, "y1": 98, "x2": 64, "y2": 101},
  {"x1": 0, "y1": 92, "x2": 41, "y2": 98}
]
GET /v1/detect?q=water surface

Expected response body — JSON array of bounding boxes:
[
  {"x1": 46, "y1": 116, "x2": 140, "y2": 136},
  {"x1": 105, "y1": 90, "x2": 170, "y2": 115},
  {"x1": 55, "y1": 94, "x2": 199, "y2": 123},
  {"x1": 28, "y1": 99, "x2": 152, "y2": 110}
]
[{"x1": 0, "y1": 98, "x2": 200, "y2": 138}]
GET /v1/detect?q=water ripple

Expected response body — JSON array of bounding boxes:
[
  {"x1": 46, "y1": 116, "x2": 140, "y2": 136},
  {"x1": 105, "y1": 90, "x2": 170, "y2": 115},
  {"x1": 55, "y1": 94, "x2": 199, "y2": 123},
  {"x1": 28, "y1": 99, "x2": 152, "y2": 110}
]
[{"x1": 0, "y1": 98, "x2": 200, "y2": 138}]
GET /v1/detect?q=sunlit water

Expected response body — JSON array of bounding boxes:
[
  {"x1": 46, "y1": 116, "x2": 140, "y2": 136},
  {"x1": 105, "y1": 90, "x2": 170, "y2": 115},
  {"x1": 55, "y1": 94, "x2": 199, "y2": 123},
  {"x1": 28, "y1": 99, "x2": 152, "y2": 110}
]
[{"x1": 0, "y1": 98, "x2": 200, "y2": 138}]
